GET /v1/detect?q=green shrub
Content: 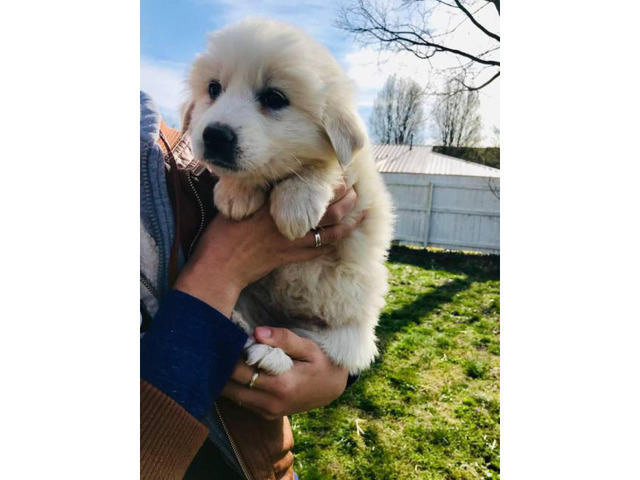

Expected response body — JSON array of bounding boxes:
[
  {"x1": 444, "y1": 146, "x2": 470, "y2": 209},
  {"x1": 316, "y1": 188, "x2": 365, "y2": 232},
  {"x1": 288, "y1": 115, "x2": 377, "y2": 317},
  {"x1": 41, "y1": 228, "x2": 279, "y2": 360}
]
[{"x1": 433, "y1": 146, "x2": 500, "y2": 169}]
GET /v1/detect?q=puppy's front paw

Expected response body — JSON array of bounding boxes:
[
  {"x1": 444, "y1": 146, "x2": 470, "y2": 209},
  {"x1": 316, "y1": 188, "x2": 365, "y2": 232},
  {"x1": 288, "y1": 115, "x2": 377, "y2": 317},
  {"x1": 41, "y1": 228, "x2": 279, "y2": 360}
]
[
  {"x1": 214, "y1": 180, "x2": 265, "y2": 220},
  {"x1": 270, "y1": 178, "x2": 332, "y2": 240},
  {"x1": 245, "y1": 344, "x2": 294, "y2": 374}
]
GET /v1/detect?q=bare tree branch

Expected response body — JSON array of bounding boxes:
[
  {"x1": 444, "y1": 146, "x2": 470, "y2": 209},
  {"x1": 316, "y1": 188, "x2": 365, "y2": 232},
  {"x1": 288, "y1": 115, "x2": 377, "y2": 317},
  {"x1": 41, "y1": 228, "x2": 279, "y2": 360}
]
[
  {"x1": 456, "y1": 71, "x2": 500, "y2": 91},
  {"x1": 339, "y1": 0, "x2": 500, "y2": 93},
  {"x1": 486, "y1": 0, "x2": 500, "y2": 14},
  {"x1": 342, "y1": 5, "x2": 500, "y2": 67},
  {"x1": 430, "y1": 1, "x2": 491, "y2": 40},
  {"x1": 453, "y1": 0, "x2": 500, "y2": 41},
  {"x1": 432, "y1": 0, "x2": 458, "y2": 8}
]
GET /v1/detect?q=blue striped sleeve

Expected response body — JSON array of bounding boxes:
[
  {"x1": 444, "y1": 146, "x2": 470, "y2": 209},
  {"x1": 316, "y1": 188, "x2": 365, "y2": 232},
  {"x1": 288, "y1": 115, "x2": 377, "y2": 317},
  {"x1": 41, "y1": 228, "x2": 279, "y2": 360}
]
[{"x1": 140, "y1": 289, "x2": 248, "y2": 420}]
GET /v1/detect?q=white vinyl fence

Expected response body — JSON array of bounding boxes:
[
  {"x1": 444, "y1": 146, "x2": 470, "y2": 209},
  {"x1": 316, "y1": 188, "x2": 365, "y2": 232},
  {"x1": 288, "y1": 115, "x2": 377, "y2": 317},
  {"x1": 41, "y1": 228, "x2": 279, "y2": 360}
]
[{"x1": 383, "y1": 173, "x2": 500, "y2": 254}]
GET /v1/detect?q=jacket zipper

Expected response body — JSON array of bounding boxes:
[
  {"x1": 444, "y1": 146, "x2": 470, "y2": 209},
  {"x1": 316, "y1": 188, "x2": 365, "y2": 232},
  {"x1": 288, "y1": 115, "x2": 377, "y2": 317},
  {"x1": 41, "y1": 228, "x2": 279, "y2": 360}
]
[
  {"x1": 140, "y1": 273, "x2": 159, "y2": 300},
  {"x1": 214, "y1": 402, "x2": 253, "y2": 480},
  {"x1": 167, "y1": 147, "x2": 245, "y2": 476},
  {"x1": 186, "y1": 165, "x2": 249, "y2": 478},
  {"x1": 186, "y1": 172, "x2": 206, "y2": 259}
]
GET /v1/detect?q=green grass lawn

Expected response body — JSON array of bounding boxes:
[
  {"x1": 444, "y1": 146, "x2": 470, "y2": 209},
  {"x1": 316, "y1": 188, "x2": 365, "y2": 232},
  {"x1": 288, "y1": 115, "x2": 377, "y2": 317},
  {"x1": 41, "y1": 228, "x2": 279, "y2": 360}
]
[{"x1": 292, "y1": 246, "x2": 500, "y2": 479}]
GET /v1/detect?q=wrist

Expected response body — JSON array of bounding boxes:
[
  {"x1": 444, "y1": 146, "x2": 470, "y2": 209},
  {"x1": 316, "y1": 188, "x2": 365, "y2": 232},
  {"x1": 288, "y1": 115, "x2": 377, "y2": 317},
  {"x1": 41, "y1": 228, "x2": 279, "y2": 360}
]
[{"x1": 174, "y1": 263, "x2": 242, "y2": 318}]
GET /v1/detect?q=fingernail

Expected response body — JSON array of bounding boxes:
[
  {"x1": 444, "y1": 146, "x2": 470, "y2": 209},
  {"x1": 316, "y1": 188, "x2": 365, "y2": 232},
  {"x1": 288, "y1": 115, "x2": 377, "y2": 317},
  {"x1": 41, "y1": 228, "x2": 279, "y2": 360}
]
[{"x1": 256, "y1": 326, "x2": 272, "y2": 338}]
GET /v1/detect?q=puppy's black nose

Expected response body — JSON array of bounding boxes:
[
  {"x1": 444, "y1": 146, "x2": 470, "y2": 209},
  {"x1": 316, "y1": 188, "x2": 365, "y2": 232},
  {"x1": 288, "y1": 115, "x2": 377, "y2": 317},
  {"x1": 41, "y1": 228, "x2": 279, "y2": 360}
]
[
  {"x1": 203, "y1": 124, "x2": 237, "y2": 152},
  {"x1": 202, "y1": 124, "x2": 238, "y2": 168}
]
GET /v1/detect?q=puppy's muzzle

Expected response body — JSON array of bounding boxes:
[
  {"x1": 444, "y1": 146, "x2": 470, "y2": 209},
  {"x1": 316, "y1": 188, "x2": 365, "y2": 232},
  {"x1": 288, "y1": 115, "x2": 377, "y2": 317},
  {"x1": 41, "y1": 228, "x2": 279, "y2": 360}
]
[{"x1": 202, "y1": 123, "x2": 238, "y2": 169}]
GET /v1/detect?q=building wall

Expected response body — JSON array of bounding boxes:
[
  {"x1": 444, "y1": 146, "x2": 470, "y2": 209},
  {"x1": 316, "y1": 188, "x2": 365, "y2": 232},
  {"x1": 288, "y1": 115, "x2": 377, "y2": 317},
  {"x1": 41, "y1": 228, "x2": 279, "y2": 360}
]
[{"x1": 382, "y1": 173, "x2": 500, "y2": 254}]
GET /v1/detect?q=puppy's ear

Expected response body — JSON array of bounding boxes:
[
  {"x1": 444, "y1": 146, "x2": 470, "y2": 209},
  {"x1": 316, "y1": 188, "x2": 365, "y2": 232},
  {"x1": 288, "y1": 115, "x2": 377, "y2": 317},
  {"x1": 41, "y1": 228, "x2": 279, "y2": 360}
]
[
  {"x1": 322, "y1": 100, "x2": 365, "y2": 166},
  {"x1": 180, "y1": 100, "x2": 195, "y2": 134}
]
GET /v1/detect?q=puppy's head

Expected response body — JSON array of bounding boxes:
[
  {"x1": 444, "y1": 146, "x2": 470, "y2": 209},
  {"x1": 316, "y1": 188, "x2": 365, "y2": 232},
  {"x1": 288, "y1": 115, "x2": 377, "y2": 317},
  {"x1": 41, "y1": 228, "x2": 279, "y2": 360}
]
[{"x1": 184, "y1": 19, "x2": 366, "y2": 181}]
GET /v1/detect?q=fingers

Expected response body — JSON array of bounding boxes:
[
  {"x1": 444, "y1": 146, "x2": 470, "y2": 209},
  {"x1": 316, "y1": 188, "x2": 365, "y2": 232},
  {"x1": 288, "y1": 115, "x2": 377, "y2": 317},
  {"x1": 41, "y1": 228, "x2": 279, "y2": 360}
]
[
  {"x1": 222, "y1": 373, "x2": 298, "y2": 420},
  {"x1": 254, "y1": 326, "x2": 317, "y2": 361},
  {"x1": 221, "y1": 381, "x2": 274, "y2": 418},
  {"x1": 230, "y1": 360, "x2": 261, "y2": 387},
  {"x1": 230, "y1": 358, "x2": 287, "y2": 393},
  {"x1": 315, "y1": 210, "x2": 368, "y2": 246},
  {"x1": 291, "y1": 208, "x2": 367, "y2": 251},
  {"x1": 284, "y1": 243, "x2": 334, "y2": 264},
  {"x1": 291, "y1": 229, "x2": 324, "y2": 249},
  {"x1": 228, "y1": 354, "x2": 300, "y2": 396},
  {"x1": 284, "y1": 209, "x2": 368, "y2": 265},
  {"x1": 318, "y1": 187, "x2": 357, "y2": 228},
  {"x1": 354, "y1": 209, "x2": 367, "y2": 226},
  {"x1": 329, "y1": 179, "x2": 349, "y2": 204}
]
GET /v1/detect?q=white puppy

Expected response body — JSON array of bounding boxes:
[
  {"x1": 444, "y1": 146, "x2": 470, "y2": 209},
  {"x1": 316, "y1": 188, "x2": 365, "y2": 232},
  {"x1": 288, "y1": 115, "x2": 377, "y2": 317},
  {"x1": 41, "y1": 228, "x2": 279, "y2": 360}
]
[{"x1": 183, "y1": 19, "x2": 394, "y2": 375}]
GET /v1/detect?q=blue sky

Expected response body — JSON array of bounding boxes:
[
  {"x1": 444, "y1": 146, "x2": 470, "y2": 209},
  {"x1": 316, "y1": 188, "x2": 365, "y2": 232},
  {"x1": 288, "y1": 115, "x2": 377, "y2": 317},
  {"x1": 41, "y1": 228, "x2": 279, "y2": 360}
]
[
  {"x1": 141, "y1": 0, "x2": 499, "y2": 143},
  {"x1": 141, "y1": 0, "x2": 353, "y2": 64},
  {"x1": 140, "y1": 0, "x2": 371, "y2": 126}
]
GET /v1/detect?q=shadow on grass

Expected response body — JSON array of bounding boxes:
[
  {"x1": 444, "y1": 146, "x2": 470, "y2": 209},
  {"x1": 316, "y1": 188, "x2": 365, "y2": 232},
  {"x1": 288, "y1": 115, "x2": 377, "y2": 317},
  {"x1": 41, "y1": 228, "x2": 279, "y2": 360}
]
[
  {"x1": 296, "y1": 274, "x2": 478, "y2": 477},
  {"x1": 376, "y1": 276, "x2": 473, "y2": 353},
  {"x1": 388, "y1": 245, "x2": 500, "y2": 279},
  {"x1": 292, "y1": 246, "x2": 500, "y2": 478},
  {"x1": 377, "y1": 245, "x2": 498, "y2": 354}
]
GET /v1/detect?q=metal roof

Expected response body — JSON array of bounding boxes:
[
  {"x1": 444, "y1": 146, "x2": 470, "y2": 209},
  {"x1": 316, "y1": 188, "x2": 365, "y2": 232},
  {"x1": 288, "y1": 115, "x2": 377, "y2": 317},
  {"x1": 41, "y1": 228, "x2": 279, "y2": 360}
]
[{"x1": 372, "y1": 144, "x2": 500, "y2": 178}]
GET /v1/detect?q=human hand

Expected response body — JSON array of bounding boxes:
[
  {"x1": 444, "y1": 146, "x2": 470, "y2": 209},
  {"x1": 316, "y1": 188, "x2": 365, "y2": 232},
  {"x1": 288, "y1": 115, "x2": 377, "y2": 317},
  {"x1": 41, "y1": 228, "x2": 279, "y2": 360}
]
[
  {"x1": 175, "y1": 179, "x2": 363, "y2": 317},
  {"x1": 318, "y1": 180, "x2": 358, "y2": 228},
  {"x1": 221, "y1": 327, "x2": 349, "y2": 419}
]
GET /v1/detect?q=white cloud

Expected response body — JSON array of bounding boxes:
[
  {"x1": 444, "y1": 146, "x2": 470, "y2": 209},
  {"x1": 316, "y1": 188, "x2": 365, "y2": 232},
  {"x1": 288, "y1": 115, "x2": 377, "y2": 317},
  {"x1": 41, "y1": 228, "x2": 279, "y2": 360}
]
[
  {"x1": 205, "y1": 0, "x2": 342, "y2": 49},
  {"x1": 345, "y1": 48, "x2": 434, "y2": 108},
  {"x1": 140, "y1": 58, "x2": 190, "y2": 119},
  {"x1": 342, "y1": 1, "x2": 500, "y2": 145}
]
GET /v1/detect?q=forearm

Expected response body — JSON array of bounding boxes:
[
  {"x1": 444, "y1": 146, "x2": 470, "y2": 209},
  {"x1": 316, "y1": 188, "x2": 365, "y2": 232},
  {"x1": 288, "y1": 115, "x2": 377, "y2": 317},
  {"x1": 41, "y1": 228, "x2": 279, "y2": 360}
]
[
  {"x1": 140, "y1": 289, "x2": 247, "y2": 419},
  {"x1": 174, "y1": 262, "x2": 241, "y2": 318}
]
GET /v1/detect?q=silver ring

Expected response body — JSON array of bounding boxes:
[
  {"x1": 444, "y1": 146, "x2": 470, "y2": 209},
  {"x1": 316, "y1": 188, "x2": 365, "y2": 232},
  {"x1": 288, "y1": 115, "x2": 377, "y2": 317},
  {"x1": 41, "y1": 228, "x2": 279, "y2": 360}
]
[
  {"x1": 248, "y1": 370, "x2": 259, "y2": 389},
  {"x1": 312, "y1": 229, "x2": 322, "y2": 248}
]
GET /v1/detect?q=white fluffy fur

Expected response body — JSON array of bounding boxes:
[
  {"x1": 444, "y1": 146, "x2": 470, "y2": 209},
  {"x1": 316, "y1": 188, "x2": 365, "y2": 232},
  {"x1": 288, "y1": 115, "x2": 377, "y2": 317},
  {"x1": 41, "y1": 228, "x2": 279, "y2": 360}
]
[{"x1": 184, "y1": 19, "x2": 394, "y2": 375}]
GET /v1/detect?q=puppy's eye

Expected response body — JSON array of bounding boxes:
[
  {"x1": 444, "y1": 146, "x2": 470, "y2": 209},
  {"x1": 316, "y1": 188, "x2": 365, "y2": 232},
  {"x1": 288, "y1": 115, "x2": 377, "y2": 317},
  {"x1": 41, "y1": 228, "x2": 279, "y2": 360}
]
[
  {"x1": 208, "y1": 81, "x2": 222, "y2": 100},
  {"x1": 258, "y1": 89, "x2": 289, "y2": 110}
]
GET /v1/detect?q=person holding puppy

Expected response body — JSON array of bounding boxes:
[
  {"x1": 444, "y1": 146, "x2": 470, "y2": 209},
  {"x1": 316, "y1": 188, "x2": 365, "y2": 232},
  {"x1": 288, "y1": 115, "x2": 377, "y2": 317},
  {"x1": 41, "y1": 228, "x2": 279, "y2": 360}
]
[{"x1": 140, "y1": 92, "x2": 361, "y2": 479}]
